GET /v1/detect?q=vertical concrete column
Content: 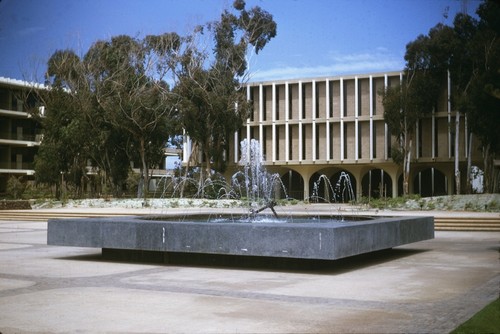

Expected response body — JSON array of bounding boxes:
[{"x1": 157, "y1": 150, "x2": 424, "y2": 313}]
[
  {"x1": 301, "y1": 170, "x2": 312, "y2": 201},
  {"x1": 340, "y1": 78, "x2": 344, "y2": 161},
  {"x1": 259, "y1": 84, "x2": 264, "y2": 155},
  {"x1": 312, "y1": 80, "x2": 316, "y2": 162},
  {"x1": 325, "y1": 79, "x2": 331, "y2": 161},
  {"x1": 285, "y1": 82, "x2": 290, "y2": 162},
  {"x1": 272, "y1": 83, "x2": 276, "y2": 162},
  {"x1": 384, "y1": 74, "x2": 389, "y2": 160},
  {"x1": 369, "y1": 75, "x2": 373, "y2": 161},
  {"x1": 392, "y1": 173, "x2": 399, "y2": 198},
  {"x1": 354, "y1": 76, "x2": 359, "y2": 161},
  {"x1": 234, "y1": 132, "x2": 239, "y2": 163},
  {"x1": 299, "y1": 81, "x2": 303, "y2": 162}
]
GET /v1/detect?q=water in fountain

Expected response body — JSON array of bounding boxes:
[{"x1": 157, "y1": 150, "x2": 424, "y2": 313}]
[
  {"x1": 152, "y1": 139, "x2": 287, "y2": 218},
  {"x1": 231, "y1": 139, "x2": 286, "y2": 218}
]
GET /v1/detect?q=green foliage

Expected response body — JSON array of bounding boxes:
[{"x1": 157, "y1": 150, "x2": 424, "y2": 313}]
[
  {"x1": 176, "y1": 0, "x2": 276, "y2": 177},
  {"x1": 6, "y1": 176, "x2": 26, "y2": 199},
  {"x1": 451, "y1": 298, "x2": 500, "y2": 334},
  {"x1": 390, "y1": 147, "x2": 404, "y2": 166},
  {"x1": 23, "y1": 183, "x2": 55, "y2": 200},
  {"x1": 125, "y1": 171, "x2": 140, "y2": 197}
]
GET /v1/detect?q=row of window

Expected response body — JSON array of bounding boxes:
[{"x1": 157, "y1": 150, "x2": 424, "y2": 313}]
[
  {"x1": 234, "y1": 115, "x2": 474, "y2": 163},
  {"x1": 247, "y1": 75, "x2": 449, "y2": 123}
]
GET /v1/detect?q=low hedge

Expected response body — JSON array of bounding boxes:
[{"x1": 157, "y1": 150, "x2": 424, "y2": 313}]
[{"x1": 0, "y1": 200, "x2": 32, "y2": 210}]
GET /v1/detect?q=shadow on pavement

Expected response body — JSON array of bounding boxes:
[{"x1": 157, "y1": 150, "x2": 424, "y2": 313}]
[{"x1": 55, "y1": 247, "x2": 429, "y2": 274}]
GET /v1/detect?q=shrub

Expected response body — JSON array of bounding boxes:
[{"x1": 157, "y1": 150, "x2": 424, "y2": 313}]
[{"x1": 6, "y1": 176, "x2": 26, "y2": 199}]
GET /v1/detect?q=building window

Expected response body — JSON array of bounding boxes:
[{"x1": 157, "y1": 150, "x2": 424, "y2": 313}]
[
  {"x1": 275, "y1": 126, "x2": 280, "y2": 161},
  {"x1": 329, "y1": 81, "x2": 335, "y2": 118},
  {"x1": 330, "y1": 123, "x2": 335, "y2": 160},
  {"x1": 301, "y1": 83, "x2": 306, "y2": 119},
  {"x1": 275, "y1": 86, "x2": 280, "y2": 121},
  {"x1": 343, "y1": 123, "x2": 348, "y2": 159},
  {"x1": 418, "y1": 120, "x2": 422, "y2": 158},
  {"x1": 302, "y1": 125, "x2": 306, "y2": 160},
  {"x1": 434, "y1": 118, "x2": 439, "y2": 157},
  {"x1": 315, "y1": 124, "x2": 319, "y2": 160},
  {"x1": 262, "y1": 87, "x2": 267, "y2": 121},
  {"x1": 315, "y1": 83, "x2": 319, "y2": 119},
  {"x1": 358, "y1": 123, "x2": 362, "y2": 159}
]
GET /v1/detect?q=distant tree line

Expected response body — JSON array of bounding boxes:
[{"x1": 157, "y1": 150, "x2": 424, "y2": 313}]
[
  {"x1": 381, "y1": 0, "x2": 500, "y2": 194},
  {"x1": 31, "y1": 0, "x2": 276, "y2": 200}
]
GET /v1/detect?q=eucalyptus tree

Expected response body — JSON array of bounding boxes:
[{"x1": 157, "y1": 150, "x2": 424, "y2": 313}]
[
  {"x1": 35, "y1": 49, "x2": 128, "y2": 197},
  {"x1": 34, "y1": 50, "x2": 95, "y2": 197},
  {"x1": 407, "y1": 16, "x2": 478, "y2": 195},
  {"x1": 174, "y1": 0, "x2": 276, "y2": 194},
  {"x1": 84, "y1": 33, "x2": 182, "y2": 199},
  {"x1": 412, "y1": 0, "x2": 500, "y2": 193},
  {"x1": 381, "y1": 36, "x2": 441, "y2": 195},
  {"x1": 467, "y1": 0, "x2": 500, "y2": 193}
]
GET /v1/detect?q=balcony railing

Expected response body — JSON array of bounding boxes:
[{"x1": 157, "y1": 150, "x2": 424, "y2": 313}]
[{"x1": 0, "y1": 132, "x2": 42, "y2": 143}]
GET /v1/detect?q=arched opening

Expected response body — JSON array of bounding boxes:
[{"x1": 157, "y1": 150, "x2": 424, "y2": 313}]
[
  {"x1": 330, "y1": 171, "x2": 357, "y2": 203},
  {"x1": 280, "y1": 170, "x2": 304, "y2": 200},
  {"x1": 361, "y1": 169, "x2": 392, "y2": 199},
  {"x1": 309, "y1": 170, "x2": 356, "y2": 203},
  {"x1": 414, "y1": 167, "x2": 447, "y2": 197}
]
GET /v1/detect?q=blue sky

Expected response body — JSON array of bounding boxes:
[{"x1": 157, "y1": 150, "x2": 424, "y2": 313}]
[{"x1": 0, "y1": 0, "x2": 480, "y2": 83}]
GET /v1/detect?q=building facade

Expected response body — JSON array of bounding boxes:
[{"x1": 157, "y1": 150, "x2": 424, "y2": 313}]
[
  {"x1": 0, "y1": 77, "x2": 44, "y2": 194},
  {"x1": 218, "y1": 71, "x2": 483, "y2": 201}
]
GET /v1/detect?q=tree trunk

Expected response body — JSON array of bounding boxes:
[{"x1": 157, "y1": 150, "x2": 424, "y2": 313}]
[
  {"x1": 454, "y1": 111, "x2": 461, "y2": 195},
  {"x1": 466, "y1": 132, "x2": 473, "y2": 194},
  {"x1": 403, "y1": 139, "x2": 412, "y2": 196}
]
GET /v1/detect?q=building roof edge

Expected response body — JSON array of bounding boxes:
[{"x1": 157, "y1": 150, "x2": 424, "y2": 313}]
[{"x1": 245, "y1": 70, "x2": 404, "y2": 86}]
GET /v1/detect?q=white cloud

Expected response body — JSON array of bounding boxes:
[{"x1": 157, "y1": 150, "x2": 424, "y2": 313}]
[
  {"x1": 249, "y1": 48, "x2": 404, "y2": 82},
  {"x1": 17, "y1": 26, "x2": 45, "y2": 36}
]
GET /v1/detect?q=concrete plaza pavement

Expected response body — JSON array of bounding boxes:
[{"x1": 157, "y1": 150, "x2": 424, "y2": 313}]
[{"x1": 0, "y1": 208, "x2": 499, "y2": 333}]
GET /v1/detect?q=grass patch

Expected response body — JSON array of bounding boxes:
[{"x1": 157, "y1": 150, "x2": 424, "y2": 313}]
[{"x1": 450, "y1": 298, "x2": 500, "y2": 334}]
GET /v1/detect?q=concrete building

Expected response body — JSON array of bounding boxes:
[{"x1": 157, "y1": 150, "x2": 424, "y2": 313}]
[
  {"x1": 218, "y1": 71, "x2": 483, "y2": 201},
  {"x1": 0, "y1": 77, "x2": 44, "y2": 194}
]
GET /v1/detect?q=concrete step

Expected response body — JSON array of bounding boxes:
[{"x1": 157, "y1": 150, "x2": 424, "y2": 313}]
[
  {"x1": 0, "y1": 211, "x2": 138, "y2": 221},
  {"x1": 1, "y1": 210, "x2": 499, "y2": 231}
]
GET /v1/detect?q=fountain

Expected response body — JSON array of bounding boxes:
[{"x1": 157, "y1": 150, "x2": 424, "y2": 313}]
[
  {"x1": 311, "y1": 172, "x2": 355, "y2": 203},
  {"x1": 47, "y1": 139, "x2": 434, "y2": 262}
]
